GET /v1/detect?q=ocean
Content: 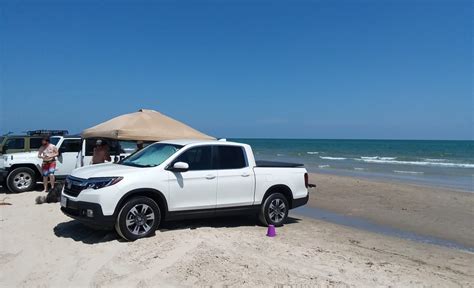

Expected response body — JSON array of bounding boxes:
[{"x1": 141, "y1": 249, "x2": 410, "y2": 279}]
[{"x1": 232, "y1": 139, "x2": 474, "y2": 192}]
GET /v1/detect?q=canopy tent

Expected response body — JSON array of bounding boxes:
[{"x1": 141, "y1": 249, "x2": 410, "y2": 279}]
[{"x1": 81, "y1": 109, "x2": 215, "y2": 141}]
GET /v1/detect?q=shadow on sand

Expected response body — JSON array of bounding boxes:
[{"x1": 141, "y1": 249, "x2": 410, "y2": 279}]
[
  {"x1": 53, "y1": 215, "x2": 302, "y2": 244},
  {"x1": 53, "y1": 221, "x2": 119, "y2": 244},
  {"x1": 0, "y1": 184, "x2": 45, "y2": 194}
]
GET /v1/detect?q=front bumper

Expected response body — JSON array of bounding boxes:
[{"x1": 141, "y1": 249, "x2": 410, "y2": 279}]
[
  {"x1": 292, "y1": 194, "x2": 309, "y2": 209},
  {"x1": 61, "y1": 198, "x2": 115, "y2": 229}
]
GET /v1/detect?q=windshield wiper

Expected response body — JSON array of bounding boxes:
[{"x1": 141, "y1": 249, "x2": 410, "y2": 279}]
[{"x1": 120, "y1": 162, "x2": 156, "y2": 168}]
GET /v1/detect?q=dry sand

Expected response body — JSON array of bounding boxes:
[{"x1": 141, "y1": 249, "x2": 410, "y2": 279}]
[
  {"x1": 307, "y1": 173, "x2": 474, "y2": 247},
  {"x1": 1, "y1": 183, "x2": 473, "y2": 287}
]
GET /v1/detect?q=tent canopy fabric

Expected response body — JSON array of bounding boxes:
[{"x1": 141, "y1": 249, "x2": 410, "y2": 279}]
[{"x1": 81, "y1": 109, "x2": 215, "y2": 141}]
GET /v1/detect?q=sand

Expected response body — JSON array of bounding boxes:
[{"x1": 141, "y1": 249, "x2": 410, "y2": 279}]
[
  {"x1": 307, "y1": 173, "x2": 474, "y2": 247},
  {"x1": 1, "y1": 181, "x2": 473, "y2": 287}
]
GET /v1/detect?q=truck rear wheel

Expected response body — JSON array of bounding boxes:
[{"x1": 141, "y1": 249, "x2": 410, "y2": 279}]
[
  {"x1": 115, "y1": 196, "x2": 161, "y2": 241},
  {"x1": 259, "y1": 193, "x2": 289, "y2": 227},
  {"x1": 6, "y1": 167, "x2": 36, "y2": 193}
]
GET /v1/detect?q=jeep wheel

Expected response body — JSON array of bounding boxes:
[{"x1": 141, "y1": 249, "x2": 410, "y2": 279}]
[
  {"x1": 259, "y1": 193, "x2": 289, "y2": 227},
  {"x1": 115, "y1": 196, "x2": 161, "y2": 241},
  {"x1": 6, "y1": 167, "x2": 36, "y2": 193}
]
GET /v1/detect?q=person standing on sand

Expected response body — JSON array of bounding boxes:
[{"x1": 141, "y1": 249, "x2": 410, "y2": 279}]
[
  {"x1": 38, "y1": 137, "x2": 59, "y2": 192},
  {"x1": 91, "y1": 139, "x2": 111, "y2": 164}
]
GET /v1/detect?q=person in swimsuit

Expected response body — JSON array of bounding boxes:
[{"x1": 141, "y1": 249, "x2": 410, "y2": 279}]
[
  {"x1": 38, "y1": 137, "x2": 59, "y2": 192},
  {"x1": 91, "y1": 139, "x2": 111, "y2": 164}
]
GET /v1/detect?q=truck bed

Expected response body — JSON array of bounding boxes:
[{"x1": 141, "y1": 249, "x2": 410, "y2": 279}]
[{"x1": 255, "y1": 160, "x2": 304, "y2": 168}]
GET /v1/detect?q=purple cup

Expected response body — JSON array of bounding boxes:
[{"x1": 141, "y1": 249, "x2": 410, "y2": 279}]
[{"x1": 266, "y1": 224, "x2": 276, "y2": 237}]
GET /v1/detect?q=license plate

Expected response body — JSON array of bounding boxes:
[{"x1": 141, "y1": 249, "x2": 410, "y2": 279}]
[{"x1": 60, "y1": 196, "x2": 67, "y2": 207}]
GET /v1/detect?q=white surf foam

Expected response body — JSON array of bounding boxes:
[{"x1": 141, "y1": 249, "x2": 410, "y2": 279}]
[
  {"x1": 360, "y1": 158, "x2": 474, "y2": 168},
  {"x1": 320, "y1": 156, "x2": 347, "y2": 160},
  {"x1": 424, "y1": 158, "x2": 446, "y2": 162},
  {"x1": 394, "y1": 170, "x2": 424, "y2": 175},
  {"x1": 360, "y1": 156, "x2": 397, "y2": 161},
  {"x1": 318, "y1": 165, "x2": 330, "y2": 168},
  {"x1": 307, "y1": 152, "x2": 320, "y2": 155}
]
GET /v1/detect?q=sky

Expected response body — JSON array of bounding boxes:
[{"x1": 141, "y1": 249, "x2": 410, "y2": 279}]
[{"x1": 0, "y1": 0, "x2": 472, "y2": 140}]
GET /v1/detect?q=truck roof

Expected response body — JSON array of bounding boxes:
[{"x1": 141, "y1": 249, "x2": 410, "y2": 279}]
[{"x1": 160, "y1": 139, "x2": 242, "y2": 146}]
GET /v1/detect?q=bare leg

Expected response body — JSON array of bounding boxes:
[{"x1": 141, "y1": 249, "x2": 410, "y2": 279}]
[
  {"x1": 43, "y1": 176, "x2": 48, "y2": 192},
  {"x1": 49, "y1": 174, "x2": 55, "y2": 189}
]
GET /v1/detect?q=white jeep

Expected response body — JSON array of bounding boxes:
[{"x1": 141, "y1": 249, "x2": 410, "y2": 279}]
[{"x1": 0, "y1": 136, "x2": 132, "y2": 193}]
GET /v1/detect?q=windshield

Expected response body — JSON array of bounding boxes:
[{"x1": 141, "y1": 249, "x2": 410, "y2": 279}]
[{"x1": 120, "y1": 143, "x2": 182, "y2": 167}]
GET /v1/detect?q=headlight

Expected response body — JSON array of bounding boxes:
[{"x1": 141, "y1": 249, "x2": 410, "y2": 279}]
[{"x1": 85, "y1": 177, "x2": 123, "y2": 190}]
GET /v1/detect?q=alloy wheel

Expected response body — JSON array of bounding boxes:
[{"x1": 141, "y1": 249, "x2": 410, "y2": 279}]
[
  {"x1": 13, "y1": 172, "x2": 32, "y2": 190},
  {"x1": 125, "y1": 204, "x2": 155, "y2": 236},
  {"x1": 268, "y1": 198, "x2": 286, "y2": 223}
]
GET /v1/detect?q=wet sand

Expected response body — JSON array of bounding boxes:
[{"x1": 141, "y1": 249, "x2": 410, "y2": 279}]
[{"x1": 307, "y1": 173, "x2": 474, "y2": 248}]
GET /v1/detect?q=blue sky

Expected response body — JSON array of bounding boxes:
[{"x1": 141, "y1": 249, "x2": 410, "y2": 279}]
[{"x1": 1, "y1": 0, "x2": 472, "y2": 140}]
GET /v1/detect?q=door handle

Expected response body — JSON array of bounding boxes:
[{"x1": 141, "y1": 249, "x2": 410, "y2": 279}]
[
  {"x1": 205, "y1": 174, "x2": 216, "y2": 180},
  {"x1": 241, "y1": 173, "x2": 250, "y2": 177}
]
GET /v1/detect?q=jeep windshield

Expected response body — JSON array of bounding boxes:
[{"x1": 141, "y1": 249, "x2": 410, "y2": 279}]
[{"x1": 120, "y1": 143, "x2": 183, "y2": 168}]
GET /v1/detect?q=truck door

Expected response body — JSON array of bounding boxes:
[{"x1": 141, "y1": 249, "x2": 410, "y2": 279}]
[
  {"x1": 56, "y1": 139, "x2": 82, "y2": 176},
  {"x1": 167, "y1": 145, "x2": 217, "y2": 211},
  {"x1": 215, "y1": 145, "x2": 255, "y2": 208}
]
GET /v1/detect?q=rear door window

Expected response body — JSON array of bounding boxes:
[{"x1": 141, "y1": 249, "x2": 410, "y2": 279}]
[
  {"x1": 61, "y1": 139, "x2": 82, "y2": 152},
  {"x1": 29, "y1": 138, "x2": 43, "y2": 149},
  {"x1": 216, "y1": 146, "x2": 247, "y2": 169}
]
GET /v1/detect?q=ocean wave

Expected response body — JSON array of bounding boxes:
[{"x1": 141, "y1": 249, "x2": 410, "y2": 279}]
[
  {"x1": 320, "y1": 156, "x2": 347, "y2": 160},
  {"x1": 360, "y1": 158, "x2": 474, "y2": 168},
  {"x1": 360, "y1": 156, "x2": 397, "y2": 161},
  {"x1": 394, "y1": 170, "x2": 424, "y2": 175},
  {"x1": 424, "y1": 158, "x2": 446, "y2": 162},
  {"x1": 307, "y1": 152, "x2": 320, "y2": 155},
  {"x1": 318, "y1": 165, "x2": 330, "y2": 168}
]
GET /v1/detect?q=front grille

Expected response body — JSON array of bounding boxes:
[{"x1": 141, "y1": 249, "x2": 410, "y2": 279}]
[{"x1": 63, "y1": 176, "x2": 86, "y2": 197}]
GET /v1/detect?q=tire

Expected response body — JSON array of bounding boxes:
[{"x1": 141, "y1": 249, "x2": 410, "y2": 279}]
[
  {"x1": 115, "y1": 196, "x2": 161, "y2": 241},
  {"x1": 259, "y1": 193, "x2": 289, "y2": 227},
  {"x1": 6, "y1": 167, "x2": 37, "y2": 193}
]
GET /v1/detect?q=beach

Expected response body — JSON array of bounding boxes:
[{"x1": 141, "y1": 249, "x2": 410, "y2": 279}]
[{"x1": 1, "y1": 174, "x2": 473, "y2": 287}]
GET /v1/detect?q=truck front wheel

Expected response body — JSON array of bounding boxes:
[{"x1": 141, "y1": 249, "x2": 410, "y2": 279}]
[
  {"x1": 115, "y1": 196, "x2": 161, "y2": 241},
  {"x1": 259, "y1": 193, "x2": 289, "y2": 227},
  {"x1": 6, "y1": 167, "x2": 37, "y2": 193}
]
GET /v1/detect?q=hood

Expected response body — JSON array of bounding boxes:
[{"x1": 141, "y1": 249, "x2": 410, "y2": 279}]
[
  {"x1": 71, "y1": 163, "x2": 142, "y2": 179},
  {"x1": 2, "y1": 151, "x2": 41, "y2": 167}
]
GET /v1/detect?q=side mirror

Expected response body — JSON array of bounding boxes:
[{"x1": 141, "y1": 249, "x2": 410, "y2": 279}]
[{"x1": 170, "y1": 162, "x2": 189, "y2": 172}]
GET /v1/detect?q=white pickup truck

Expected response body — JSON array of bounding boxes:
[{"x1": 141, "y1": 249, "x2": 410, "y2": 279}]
[{"x1": 61, "y1": 139, "x2": 310, "y2": 241}]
